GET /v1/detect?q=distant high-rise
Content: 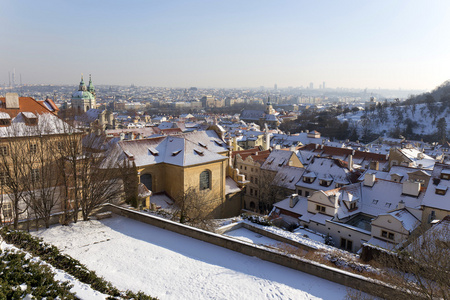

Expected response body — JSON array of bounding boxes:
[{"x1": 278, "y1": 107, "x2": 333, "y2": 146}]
[
  {"x1": 309, "y1": 82, "x2": 314, "y2": 89},
  {"x1": 323, "y1": 81, "x2": 326, "y2": 89},
  {"x1": 274, "y1": 84, "x2": 278, "y2": 91}
]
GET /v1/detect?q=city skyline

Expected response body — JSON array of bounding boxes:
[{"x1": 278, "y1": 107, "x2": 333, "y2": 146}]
[{"x1": 1, "y1": 1, "x2": 449, "y2": 91}]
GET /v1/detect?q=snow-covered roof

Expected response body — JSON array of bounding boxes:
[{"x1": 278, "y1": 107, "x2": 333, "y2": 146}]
[
  {"x1": 272, "y1": 166, "x2": 305, "y2": 190},
  {"x1": 399, "y1": 148, "x2": 436, "y2": 169},
  {"x1": 118, "y1": 130, "x2": 228, "y2": 168},
  {"x1": 261, "y1": 149, "x2": 295, "y2": 172},
  {"x1": 387, "y1": 209, "x2": 420, "y2": 232},
  {"x1": 0, "y1": 112, "x2": 10, "y2": 119},
  {"x1": 422, "y1": 163, "x2": 450, "y2": 211},
  {"x1": 225, "y1": 177, "x2": 241, "y2": 195},
  {"x1": 0, "y1": 112, "x2": 80, "y2": 138}
]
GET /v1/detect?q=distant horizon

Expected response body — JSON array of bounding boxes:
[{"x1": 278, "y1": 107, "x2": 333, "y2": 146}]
[
  {"x1": 1, "y1": 1, "x2": 449, "y2": 91},
  {"x1": 1, "y1": 80, "x2": 431, "y2": 93}
]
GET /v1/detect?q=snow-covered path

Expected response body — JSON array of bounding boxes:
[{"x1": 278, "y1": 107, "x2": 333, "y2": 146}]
[{"x1": 33, "y1": 216, "x2": 352, "y2": 300}]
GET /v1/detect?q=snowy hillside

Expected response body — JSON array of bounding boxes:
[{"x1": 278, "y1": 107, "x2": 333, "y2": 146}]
[{"x1": 338, "y1": 102, "x2": 450, "y2": 139}]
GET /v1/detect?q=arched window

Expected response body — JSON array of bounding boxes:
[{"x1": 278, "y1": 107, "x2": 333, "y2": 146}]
[
  {"x1": 140, "y1": 174, "x2": 152, "y2": 191},
  {"x1": 199, "y1": 170, "x2": 211, "y2": 190}
]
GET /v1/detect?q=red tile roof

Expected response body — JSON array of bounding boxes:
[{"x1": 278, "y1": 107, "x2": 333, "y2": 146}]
[{"x1": 0, "y1": 97, "x2": 57, "y2": 118}]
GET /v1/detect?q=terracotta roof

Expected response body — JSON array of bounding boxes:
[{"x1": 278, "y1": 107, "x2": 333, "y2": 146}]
[
  {"x1": 231, "y1": 147, "x2": 263, "y2": 158},
  {"x1": 232, "y1": 148, "x2": 270, "y2": 162},
  {"x1": 159, "y1": 128, "x2": 183, "y2": 134},
  {"x1": 0, "y1": 97, "x2": 57, "y2": 118}
]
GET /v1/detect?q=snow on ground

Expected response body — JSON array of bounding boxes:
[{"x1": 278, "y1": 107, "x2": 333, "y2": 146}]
[
  {"x1": 32, "y1": 215, "x2": 354, "y2": 300},
  {"x1": 225, "y1": 227, "x2": 286, "y2": 247}
]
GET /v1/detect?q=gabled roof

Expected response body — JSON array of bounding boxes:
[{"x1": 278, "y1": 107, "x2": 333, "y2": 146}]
[
  {"x1": 272, "y1": 166, "x2": 305, "y2": 190},
  {"x1": 261, "y1": 149, "x2": 296, "y2": 171},
  {"x1": 0, "y1": 96, "x2": 59, "y2": 118},
  {"x1": 422, "y1": 163, "x2": 450, "y2": 211},
  {"x1": 118, "y1": 130, "x2": 228, "y2": 168}
]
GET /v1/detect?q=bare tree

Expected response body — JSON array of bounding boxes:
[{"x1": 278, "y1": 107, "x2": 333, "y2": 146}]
[
  {"x1": 371, "y1": 222, "x2": 449, "y2": 300},
  {"x1": 77, "y1": 134, "x2": 125, "y2": 221},
  {"x1": 20, "y1": 117, "x2": 68, "y2": 229},
  {"x1": 0, "y1": 126, "x2": 30, "y2": 229},
  {"x1": 53, "y1": 121, "x2": 84, "y2": 224},
  {"x1": 173, "y1": 187, "x2": 213, "y2": 229}
]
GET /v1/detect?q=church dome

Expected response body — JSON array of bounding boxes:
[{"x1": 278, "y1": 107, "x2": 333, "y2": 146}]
[{"x1": 72, "y1": 90, "x2": 95, "y2": 100}]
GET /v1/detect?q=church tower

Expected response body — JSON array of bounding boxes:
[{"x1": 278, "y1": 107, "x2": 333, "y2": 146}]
[{"x1": 71, "y1": 74, "x2": 96, "y2": 114}]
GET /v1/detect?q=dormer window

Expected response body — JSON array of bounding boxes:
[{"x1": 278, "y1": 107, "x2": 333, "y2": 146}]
[
  {"x1": 194, "y1": 149, "x2": 204, "y2": 156},
  {"x1": 0, "y1": 112, "x2": 11, "y2": 126},
  {"x1": 23, "y1": 112, "x2": 38, "y2": 126},
  {"x1": 172, "y1": 149, "x2": 182, "y2": 156},
  {"x1": 440, "y1": 169, "x2": 450, "y2": 180},
  {"x1": 319, "y1": 179, "x2": 332, "y2": 187},
  {"x1": 435, "y1": 184, "x2": 448, "y2": 195},
  {"x1": 303, "y1": 176, "x2": 314, "y2": 183},
  {"x1": 148, "y1": 147, "x2": 159, "y2": 156}
]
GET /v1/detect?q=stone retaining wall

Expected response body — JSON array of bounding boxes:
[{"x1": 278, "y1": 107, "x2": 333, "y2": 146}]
[{"x1": 100, "y1": 204, "x2": 404, "y2": 299}]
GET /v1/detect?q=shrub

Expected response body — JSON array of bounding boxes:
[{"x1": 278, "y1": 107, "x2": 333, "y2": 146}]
[
  {"x1": 0, "y1": 248, "x2": 76, "y2": 299},
  {"x1": 0, "y1": 227, "x2": 157, "y2": 299}
]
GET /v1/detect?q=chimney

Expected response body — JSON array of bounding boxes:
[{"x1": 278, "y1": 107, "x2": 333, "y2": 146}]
[
  {"x1": 289, "y1": 194, "x2": 299, "y2": 208},
  {"x1": 402, "y1": 180, "x2": 421, "y2": 197},
  {"x1": 369, "y1": 161, "x2": 379, "y2": 171},
  {"x1": 348, "y1": 155, "x2": 353, "y2": 171},
  {"x1": 5, "y1": 93, "x2": 19, "y2": 109},
  {"x1": 265, "y1": 131, "x2": 270, "y2": 150},
  {"x1": 364, "y1": 172, "x2": 376, "y2": 187},
  {"x1": 397, "y1": 200, "x2": 405, "y2": 209}
]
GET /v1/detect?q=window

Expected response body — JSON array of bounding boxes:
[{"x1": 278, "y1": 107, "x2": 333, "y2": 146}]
[
  {"x1": 0, "y1": 171, "x2": 8, "y2": 185},
  {"x1": 245, "y1": 166, "x2": 247, "y2": 170},
  {"x1": 298, "y1": 189, "x2": 302, "y2": 196},
  {"x1": 305, "y1": 191, "x2": 310, "y2": 197},
  {"x1": 349, "y1": 202, "x2": 357, "y2": 210},
  {"x1": 250, "y1": 188, "x2": 253, "y2": 196},
  {"x1": 30, "y1": 169, "x2": 39, "y2": 182},
  {"x1": 316, "y1": 204, "x2": 326, "y2": 213},
  {"x1": 255, "y1": 178, "x2": 258, "y2": 184},
  {"x1": 381, "y1": 230, "x2": 394, "y2": 240},
  {"x1": 200, "y1": 170, "x2": 211, "y2": 190},
  {"x1": 140, "y1": 174, "x2": 152, "y2": 191},
  {"x1": 319, "y1": 180, "x2": 331, "y2": 187},
  {"x1": 251, "y1": 168, "x2": 253, "y2": 172},
  {"x1": 29, "y1": 143, "x2": 37, "y2": 154},
  {"x1": 57, "y1": 141, "x2": 63, "y2": 151},
  {"x1": 254, "y1": 190, "x2": 258, "y2": 197},
  {"x1": 0, "y1": 145, "x2": 8, "y2": 156},
  {"x1": 341, "y1": 238, "x2": 353, "y2": 252},
  {"x1": 303, "y1": 177, "x2": 314, "y2": 183},
  {"x1": 2, "y1": 202, "x2": 12, "y2": 220},
  {"x1": 441, "y1": 173, "x2": 450, "y2": 180},
  {"x1": 435, "y1": 187, "x2": 447, "y2": 195}
]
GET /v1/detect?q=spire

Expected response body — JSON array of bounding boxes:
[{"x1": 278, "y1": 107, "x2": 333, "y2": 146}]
[
  {"x1": 88, "y1": 74, "x2": 96, "y2": 96},
  {"x1": 79, "y1": 74, "x2": 87, "y2": 91}
]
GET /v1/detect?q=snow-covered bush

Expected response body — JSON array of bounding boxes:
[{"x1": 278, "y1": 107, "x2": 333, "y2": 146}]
[{"x1": 241, "y1": 213, "x2": 273, "y2": 226}]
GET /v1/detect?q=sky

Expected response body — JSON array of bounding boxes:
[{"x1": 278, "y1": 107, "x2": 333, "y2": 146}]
[{"x1": 1, "y1": 0, "x2": 450, "y2": 90}]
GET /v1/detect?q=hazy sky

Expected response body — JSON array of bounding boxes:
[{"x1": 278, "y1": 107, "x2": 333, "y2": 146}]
[{"x1": 1, "y1": 0, "x2": 449, "y2": 90}]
